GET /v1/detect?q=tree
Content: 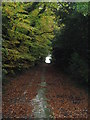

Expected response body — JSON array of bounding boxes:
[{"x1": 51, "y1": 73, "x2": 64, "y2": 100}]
[
  {"x1": 2, "y1": 2, "x2": 55, "y2": 75},
  {"x1": 52, "y1": 2, "x2": 88, "y2": 82}
]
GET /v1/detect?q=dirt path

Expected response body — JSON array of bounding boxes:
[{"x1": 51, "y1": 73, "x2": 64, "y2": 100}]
[
  {"x1": 2, "y1": 64, "x2": 88, "y2": 119},
  {"x1": 45, "y1": 64, "x2": 88, "y2": 119}
]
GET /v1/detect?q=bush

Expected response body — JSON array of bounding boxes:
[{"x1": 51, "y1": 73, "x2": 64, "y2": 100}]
[{"x1": 69, "y1": 52, "x2": 88, "y2": 82}]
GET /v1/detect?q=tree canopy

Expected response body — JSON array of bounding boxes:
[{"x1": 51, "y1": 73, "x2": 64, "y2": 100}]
[
  {"x1": 52, "y1": 2, "x2": 88, "y2": 82},
  {"x1": 2, "y1": 2, "x2": 56, "y2": 75},
  {"x1": 2, "y1": 2, "x2": 88, "y2": 82}
]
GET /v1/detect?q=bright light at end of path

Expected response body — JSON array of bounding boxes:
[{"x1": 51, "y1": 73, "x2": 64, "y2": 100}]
[{"x1": 45, "y1": 54, "x2": 52, "y2": 64}]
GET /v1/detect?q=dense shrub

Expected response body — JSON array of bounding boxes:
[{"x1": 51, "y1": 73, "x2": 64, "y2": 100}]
[
  {"x1": 52, "y1": 3, "x2": 88, "y2": 83},
  {"x1": 69, "y1": 52, "x2": 88, "y2": 82}
]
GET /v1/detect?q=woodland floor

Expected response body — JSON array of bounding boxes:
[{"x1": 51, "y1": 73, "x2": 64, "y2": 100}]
[{"x1": 2, "y1": 63, "x2": 88, "y2": 119}]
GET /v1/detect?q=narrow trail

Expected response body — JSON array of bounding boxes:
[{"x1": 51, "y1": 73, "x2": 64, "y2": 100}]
[
  {"x1": 31, "y1": 65, "x2": 53, "y2": 119},
  {"x1": 2, "y1": 63, "x2": 88, "y2": 119}
]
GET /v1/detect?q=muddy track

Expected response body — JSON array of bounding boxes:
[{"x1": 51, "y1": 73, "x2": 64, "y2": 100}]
[{"x1": 2, "y1": 64, "x2": 88, "y2": 119}]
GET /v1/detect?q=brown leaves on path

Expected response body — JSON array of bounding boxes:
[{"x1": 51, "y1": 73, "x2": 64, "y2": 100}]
[
  {"x1": 2, "y1": 64, "x2": 88, "y2": 119},
  {"x1": 46, "y1": 64, "x2": 88, "y2": 119},
  {"x1": 2, "y1": 67, "x2": 41, "y2": 118}
]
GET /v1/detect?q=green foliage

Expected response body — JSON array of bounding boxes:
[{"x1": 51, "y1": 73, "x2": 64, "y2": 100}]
[
  {"x1": 69, "y1": 52, "x2": 88, "y2": 82},
  {"x1": 52, "y1": 3, "x2": 88, "y2": 82},
  {"x1": 2, "y1": 2, "x2": 88, "y2": 84},
  {"x1": 76, "y1": 2, "x2": 89, "y2": 16},
  {"x1": 2, "y1": 2, "x2": 55, "y2": 76}
]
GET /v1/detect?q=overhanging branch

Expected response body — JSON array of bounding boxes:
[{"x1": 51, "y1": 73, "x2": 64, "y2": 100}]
[{"x1": 35, "y1": 31, "x2": 53, "y2": 35}]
